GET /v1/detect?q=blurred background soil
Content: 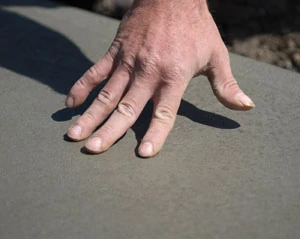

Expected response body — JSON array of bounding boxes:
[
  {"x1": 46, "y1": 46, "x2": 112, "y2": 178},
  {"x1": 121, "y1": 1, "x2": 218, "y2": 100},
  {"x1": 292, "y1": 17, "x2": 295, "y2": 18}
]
[{"x1": 53, "y1": 0, "x2": 300, "y2": 72}]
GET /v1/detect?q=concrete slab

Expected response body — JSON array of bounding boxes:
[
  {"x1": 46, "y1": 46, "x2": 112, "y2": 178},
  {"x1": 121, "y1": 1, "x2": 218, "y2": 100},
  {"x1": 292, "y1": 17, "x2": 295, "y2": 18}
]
[{"x1": 1, "y1": 1, "x2": 300, "y2": 238}]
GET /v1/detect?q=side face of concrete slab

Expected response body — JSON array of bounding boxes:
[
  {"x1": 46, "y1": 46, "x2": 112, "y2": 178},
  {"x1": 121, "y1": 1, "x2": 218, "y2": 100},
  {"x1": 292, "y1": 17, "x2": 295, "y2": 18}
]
[{"x1": 0, "y1": 1, "x2": 300, "y2": 239}]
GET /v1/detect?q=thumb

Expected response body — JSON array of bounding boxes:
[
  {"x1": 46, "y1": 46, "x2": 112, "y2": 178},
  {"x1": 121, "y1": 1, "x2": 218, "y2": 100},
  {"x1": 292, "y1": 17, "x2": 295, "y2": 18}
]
[{"x1": 207, "y1": 48, "x2": 255, "y2": 111}]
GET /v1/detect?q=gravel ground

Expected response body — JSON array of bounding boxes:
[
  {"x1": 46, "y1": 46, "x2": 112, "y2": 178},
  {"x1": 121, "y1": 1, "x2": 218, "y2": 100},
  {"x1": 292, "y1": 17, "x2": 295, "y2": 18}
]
[
  {"x1": 210, "y1": 0, "x2": 300, "y2": 72},
  {"x1": 54, "y1": 0, "x2": 300, "y2": 72}
]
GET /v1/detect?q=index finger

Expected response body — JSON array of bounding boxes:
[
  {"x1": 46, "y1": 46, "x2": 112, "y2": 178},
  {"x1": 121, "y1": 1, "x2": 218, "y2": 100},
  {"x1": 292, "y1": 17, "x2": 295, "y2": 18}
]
[{"x1": 65, "y1": 49, "x2": 117, "y2": 108}]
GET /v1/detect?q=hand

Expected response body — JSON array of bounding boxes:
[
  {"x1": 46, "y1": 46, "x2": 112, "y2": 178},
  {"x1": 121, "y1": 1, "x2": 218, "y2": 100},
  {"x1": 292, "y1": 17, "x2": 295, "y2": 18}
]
[{"x1": 65, "y1": 0, "x2": 255, "y2": 157}]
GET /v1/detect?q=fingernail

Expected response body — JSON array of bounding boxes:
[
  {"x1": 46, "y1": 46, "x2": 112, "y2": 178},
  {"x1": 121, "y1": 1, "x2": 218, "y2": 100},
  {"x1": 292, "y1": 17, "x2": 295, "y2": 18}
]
[
  {"x1": 86, "y1": 137, "x2": 102, "y2": 152},
  {"x1": 237, "y1": 94, "x2": 255, "y2": 109},
  {"x1": 139, "y1": 142, "x2": 153, "y2": 158},
  {"x1": 66, "y1": 96, "x2": 74, "y2": 108},
  {"x1": 69, "y1": 125, "x2": 81, "y2": 140}
]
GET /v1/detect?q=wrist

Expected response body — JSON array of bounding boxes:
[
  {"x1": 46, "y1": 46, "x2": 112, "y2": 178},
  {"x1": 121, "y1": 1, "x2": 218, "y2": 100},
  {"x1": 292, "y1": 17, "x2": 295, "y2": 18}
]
[{"x1": 131, "y1": 0, "x2": 209, "y2": 15}]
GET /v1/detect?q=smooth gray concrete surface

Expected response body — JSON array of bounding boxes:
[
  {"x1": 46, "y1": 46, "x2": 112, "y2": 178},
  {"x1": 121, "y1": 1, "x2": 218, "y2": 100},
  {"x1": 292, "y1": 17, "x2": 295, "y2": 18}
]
[{"x1": 1, "y1": 1, "x2": 300, "y2": 238}]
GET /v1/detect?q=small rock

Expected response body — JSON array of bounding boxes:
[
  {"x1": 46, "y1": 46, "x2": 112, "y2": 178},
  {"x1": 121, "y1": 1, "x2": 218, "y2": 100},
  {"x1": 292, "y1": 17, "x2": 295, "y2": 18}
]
[
  {"x1": 292, "y1": 52, "x2": 300, "y2": 68},
  {"x1": 287, "y1": 39, "x2": 296, "y2": 50}
]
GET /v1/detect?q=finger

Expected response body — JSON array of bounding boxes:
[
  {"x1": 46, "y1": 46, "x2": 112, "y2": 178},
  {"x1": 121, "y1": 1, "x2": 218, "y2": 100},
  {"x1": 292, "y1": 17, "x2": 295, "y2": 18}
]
[
  {"x1": 84, "y1": 76, "x2": 155, "y2": 154},
  {"x1": 65, "y1": 53, "x2": 114, "y2": 108},
  {"x1": 138, "y1": 83, "x2": 185, "y2": 158},
  {"x1": 67, "y1": 68, "x2": 130, "y2": 141},
  {"x1": 207, "y1": 46, "x2": 255, "y2": 111}
]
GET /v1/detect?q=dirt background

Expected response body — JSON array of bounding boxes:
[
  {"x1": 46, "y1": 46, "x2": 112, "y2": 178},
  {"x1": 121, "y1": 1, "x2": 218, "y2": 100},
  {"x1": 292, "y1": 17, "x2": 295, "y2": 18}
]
[{"x1": 53, "y1": 0, "x2": 300, "y2": 72}]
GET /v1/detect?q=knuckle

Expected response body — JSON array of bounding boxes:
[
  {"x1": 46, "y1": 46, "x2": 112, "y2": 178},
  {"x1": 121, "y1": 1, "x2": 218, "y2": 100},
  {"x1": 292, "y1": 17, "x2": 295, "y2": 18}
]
[
  {"x1": 97, "y1": 89, "x2": 115, "y2": 107},
  {"x1": 75, "y1": 77, "x2": 86, "y2": 89},
  {"x1": 117, "y1": 101, "x2": 136, "y2": 120},
  {"x1": 137, "y1": 53, "x2": 160, "y2": 76},
  {"x1": 100, "y1": 124, "x2": 114, "y2": 137},
  {"x1": 168, "y1": 65, "x2": 184, "y2": 79},
  {"x1": 222, "y1": 78, "x2": 238, "y2": 91},
  {"x1": 83, "y1": 110, "x2": 97, "y2": 122},
  {"x1": 98, "y1": 125, "x2": 115, "y2": 149},
  {"x1": 107, "y1": 41, "x2": 121, "y2": 59},
  {"x1": 154, "y1": 106, "x2": 175, "y2": 122},
  {"x1": 159, "y1": 58, "x2": 186, "y2": 86},
  {"x1": 120, "y1": 58, "x2": 135, "y2": 74},
  {"x1": 164, "y1": 69, "x2": 185, "y2": 86},
  {"x1": 85, "y1": 65, "x2": 101, "y2": 84}
]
